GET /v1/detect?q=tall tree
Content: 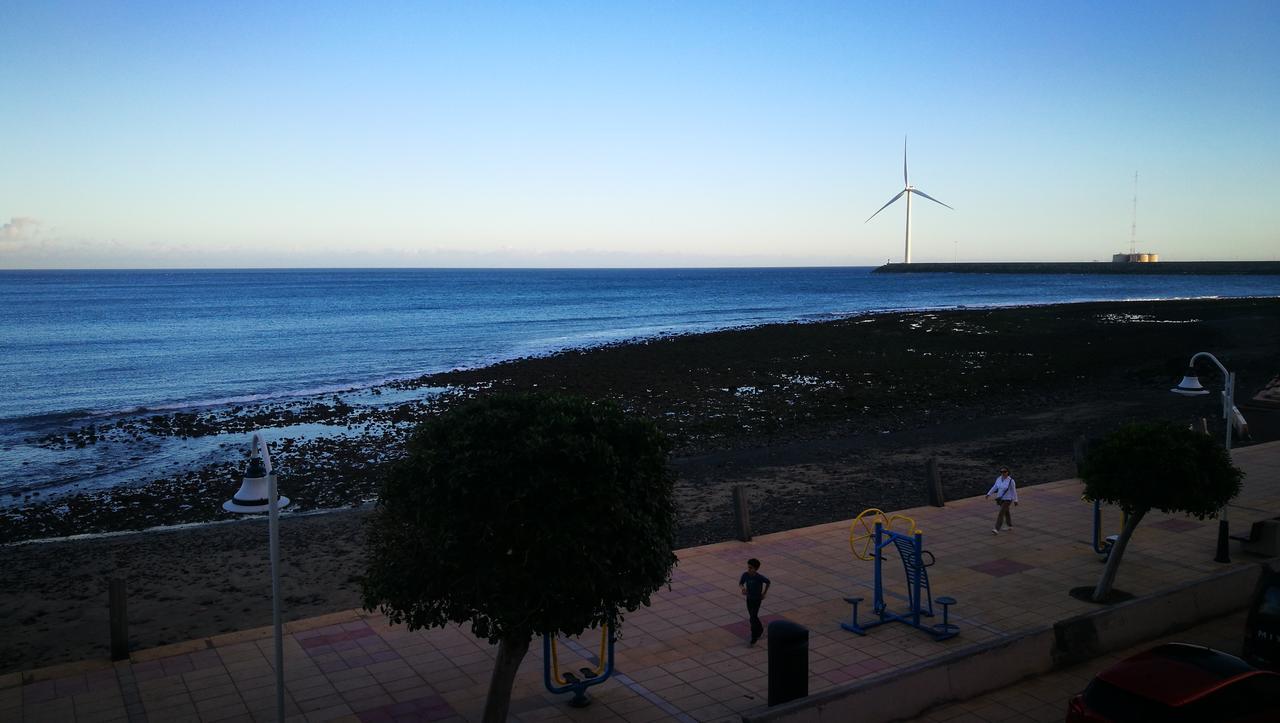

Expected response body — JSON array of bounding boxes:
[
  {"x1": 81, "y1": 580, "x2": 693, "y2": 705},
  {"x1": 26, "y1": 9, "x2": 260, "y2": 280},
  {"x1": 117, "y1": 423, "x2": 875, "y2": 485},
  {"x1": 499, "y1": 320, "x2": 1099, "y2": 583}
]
[
  {"x1": 361, "y1": 393, "x2": 677, "y2": 721},
  {"x1": 1082, "y1": 421, "x2": 1243, "y2": 602}
]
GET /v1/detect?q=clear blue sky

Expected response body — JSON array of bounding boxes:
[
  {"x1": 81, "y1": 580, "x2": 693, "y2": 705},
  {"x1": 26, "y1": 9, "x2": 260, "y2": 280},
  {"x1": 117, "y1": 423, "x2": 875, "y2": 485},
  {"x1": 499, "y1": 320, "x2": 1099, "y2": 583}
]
[{"x1": 2, "y1": 1, "x2": 1277, "y2": 268}]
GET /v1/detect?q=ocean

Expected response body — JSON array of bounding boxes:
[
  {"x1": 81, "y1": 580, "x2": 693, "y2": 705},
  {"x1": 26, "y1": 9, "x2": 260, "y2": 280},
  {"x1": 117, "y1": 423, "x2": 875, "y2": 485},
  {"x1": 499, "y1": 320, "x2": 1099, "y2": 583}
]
[{"x1": 2, "y1": 267, "x2": 1278, "y2": 503}]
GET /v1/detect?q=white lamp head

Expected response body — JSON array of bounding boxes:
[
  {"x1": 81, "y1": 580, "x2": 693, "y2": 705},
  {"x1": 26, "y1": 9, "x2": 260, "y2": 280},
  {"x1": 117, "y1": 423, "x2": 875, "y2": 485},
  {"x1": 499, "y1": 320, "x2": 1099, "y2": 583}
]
[
  {"x1": 1171, "y1": 368, "x2": 1209, "y2": 397},
  {"x1": 223, "y1": 441, "x2": 290, "y2": 514}
]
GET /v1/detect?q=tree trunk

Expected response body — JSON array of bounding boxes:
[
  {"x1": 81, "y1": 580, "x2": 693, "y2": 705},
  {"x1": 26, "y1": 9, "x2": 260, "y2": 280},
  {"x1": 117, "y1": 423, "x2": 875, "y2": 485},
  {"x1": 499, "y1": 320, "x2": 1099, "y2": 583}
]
[
  {"x1": 1093, "y1": 509, "x2": 1146, "y2": 602},
  {"x1": 483, "y1": 635, "x2": 530, "y2": 723}
]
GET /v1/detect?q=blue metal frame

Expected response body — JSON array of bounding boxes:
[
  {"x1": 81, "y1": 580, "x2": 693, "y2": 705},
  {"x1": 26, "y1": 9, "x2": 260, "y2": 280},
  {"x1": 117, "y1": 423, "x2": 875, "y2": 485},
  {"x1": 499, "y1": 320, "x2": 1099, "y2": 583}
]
[
  {"x1": 1091, "y1": 499, "x2": 1120, "y2": 559},
  {"x1": 542, "y1": 630, "x2": 615, "y2": 708},
  {"x1": 841, "y1": 522, "x2": 958, "y2": 641}
]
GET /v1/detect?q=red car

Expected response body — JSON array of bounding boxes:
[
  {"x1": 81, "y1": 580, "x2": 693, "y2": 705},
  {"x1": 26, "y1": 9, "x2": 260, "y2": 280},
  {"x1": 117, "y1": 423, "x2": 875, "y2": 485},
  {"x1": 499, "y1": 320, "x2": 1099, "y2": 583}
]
[{"x1": 1067, "y1": 643, "x2": 1280, "y2": 721}]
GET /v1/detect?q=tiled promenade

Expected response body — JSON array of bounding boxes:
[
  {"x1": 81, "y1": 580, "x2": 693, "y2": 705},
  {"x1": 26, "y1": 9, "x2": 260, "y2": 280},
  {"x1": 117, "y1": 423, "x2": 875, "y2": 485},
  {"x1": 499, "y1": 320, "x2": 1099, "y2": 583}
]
[{"x1": 6, "y1": 441, "x2": 1279, "y2": 722}]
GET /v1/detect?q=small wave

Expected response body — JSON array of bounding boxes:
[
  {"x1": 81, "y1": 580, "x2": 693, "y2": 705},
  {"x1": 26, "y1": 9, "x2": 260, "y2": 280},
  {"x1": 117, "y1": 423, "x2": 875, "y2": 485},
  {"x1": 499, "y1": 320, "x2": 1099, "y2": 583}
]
[
  {"x1": 84, "y1": 377, "x2": 447, "y2": 419},
  {"x1": 0, "y1": 408, "x2": 96, "y2": 431},
  {"x1": 1115, "y1": 294, "x2": 1222, "y2": 302},
  {"x1": 797, "y1": 311, "x2": 851, "y2": 321}
]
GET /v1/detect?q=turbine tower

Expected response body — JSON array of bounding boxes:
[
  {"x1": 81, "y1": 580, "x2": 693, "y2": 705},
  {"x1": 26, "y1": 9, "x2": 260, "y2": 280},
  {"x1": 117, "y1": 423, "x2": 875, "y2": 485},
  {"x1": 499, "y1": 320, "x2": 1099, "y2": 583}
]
[{"x1": 866, "y1": 138, "x2": 953, "y2": 263}]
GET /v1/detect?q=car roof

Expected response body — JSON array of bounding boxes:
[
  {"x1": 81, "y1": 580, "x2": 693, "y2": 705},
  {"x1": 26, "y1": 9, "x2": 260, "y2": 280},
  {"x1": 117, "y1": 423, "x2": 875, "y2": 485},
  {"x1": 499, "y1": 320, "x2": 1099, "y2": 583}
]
[{"x1": 1097, "y1": 643, "x2": 1265, "y2": 706}]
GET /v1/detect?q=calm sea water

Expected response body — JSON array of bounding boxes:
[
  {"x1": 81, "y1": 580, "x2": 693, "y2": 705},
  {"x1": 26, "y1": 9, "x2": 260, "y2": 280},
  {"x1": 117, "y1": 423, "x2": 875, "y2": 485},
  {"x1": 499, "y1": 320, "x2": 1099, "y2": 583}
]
[{"x1": 2, "y1": 267, "x2": 1277, "y2": 501}]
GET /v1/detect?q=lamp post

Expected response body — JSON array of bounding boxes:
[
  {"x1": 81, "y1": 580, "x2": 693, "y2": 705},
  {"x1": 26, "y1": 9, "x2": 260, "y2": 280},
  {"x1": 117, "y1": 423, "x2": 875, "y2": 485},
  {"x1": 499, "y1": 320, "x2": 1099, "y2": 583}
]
[
  {"x1": 1170, "y1": 352, "x2": 1235, "y2": 563},
  {"x1": 224, "y1": 433, "x2": 290, "y2": 722}
]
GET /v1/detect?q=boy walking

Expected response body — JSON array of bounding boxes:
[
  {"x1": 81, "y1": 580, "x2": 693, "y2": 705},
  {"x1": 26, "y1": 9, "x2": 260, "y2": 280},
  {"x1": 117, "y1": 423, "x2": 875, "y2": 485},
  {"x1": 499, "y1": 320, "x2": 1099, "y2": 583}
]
[{"x1": 739, "y1": 558, "x2": 771, "y2": 645}]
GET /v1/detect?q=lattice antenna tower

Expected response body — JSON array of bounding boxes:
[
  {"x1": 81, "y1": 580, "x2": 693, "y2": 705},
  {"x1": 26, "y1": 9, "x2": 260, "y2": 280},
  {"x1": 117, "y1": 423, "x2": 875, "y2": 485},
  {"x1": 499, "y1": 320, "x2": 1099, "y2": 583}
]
[{"x1": 1129, "y1": 171, "x2": 1138, "y2": 256}]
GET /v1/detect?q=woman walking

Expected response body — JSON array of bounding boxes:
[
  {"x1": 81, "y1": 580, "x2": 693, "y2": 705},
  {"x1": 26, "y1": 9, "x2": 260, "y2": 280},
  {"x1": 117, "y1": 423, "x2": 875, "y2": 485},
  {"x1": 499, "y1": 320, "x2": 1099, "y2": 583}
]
[{"x1": 985, "y1": 467, "x2": 1018, "y2": 534}]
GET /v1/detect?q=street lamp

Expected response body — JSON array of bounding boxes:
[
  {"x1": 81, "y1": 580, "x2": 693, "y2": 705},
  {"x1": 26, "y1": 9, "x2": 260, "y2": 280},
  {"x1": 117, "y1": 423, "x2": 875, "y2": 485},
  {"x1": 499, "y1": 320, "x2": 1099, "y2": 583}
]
[
  {"x1": 1171, "y1": 352, "x2": 1235, "y2": 563},
  {"x1": 224, "y1": 433, "x2": 289, "y2": 722}
]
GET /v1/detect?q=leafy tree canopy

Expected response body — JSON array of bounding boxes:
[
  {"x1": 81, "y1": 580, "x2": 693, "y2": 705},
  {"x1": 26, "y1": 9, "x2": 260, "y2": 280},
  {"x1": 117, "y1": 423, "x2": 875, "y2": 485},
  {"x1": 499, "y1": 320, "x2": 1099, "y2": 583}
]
[
  {"x1": 361, "y1": 392, "x2": 677, "y2": 645},
  {"x1": 1082, "y1": 420, "x2": 1242, "y2": 518}
]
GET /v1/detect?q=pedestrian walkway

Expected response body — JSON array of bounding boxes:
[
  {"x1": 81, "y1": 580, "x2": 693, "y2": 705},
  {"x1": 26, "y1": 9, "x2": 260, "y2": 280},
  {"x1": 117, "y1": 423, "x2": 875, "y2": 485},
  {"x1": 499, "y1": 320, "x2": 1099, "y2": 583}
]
[{"x1": 6, "y1": 442, "x2": 1280, "y2": 723}]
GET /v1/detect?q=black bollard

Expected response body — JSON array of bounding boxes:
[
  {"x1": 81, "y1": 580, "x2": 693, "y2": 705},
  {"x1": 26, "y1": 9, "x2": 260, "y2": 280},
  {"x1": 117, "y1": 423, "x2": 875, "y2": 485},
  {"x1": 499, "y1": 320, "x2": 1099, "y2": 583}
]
[
  {"x1": 767, "y1": 619, "x2": 808, "y2": 706},
  {"x1": 1072, "y1": 435, "x2": 1090, "y2": 476},
  {"x1": 732, "y1": 485, "x2": 752, "y2": 542},
  {"x1": 925, "y1": 457, "x2": 945, "y2": 507},
  {"x1": 109, "y1": 578, "x2": 129, "y2": 661}
]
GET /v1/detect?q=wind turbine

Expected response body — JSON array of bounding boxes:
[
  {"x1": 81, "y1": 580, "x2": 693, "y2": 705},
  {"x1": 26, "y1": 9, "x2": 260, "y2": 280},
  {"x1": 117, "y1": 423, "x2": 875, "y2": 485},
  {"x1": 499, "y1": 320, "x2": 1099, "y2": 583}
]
[{"x1": 866, "y1": 138, "x2": 953, "y2": 264}]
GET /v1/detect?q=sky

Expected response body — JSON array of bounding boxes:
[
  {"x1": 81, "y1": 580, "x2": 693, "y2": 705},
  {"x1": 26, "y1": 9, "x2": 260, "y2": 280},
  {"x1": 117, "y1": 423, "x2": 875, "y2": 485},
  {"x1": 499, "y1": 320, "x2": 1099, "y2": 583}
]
[{"x1": 2, "y1": 1, "x2": 1278, "y2": 268}]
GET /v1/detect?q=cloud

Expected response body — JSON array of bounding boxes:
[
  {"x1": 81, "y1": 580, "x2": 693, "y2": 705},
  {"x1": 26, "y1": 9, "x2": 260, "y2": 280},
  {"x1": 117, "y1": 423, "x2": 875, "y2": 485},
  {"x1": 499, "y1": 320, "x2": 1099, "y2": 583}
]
[
  {"x1": 0, "y1": 217, "x2": 46, "y2": 255},
  {"x1": 0, "y1": 217, "x2": 40, "y2": 240}
]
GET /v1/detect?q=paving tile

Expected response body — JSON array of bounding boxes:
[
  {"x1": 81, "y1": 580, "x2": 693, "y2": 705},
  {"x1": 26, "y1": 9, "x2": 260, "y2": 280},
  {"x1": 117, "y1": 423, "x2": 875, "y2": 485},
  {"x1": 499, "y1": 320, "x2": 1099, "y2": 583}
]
[
  {"x1": 375, "y1": 674, "x2": 429, "y2": 695},
  {"x1": 340, "y1": 688, "x2": 394, "y2": 712},
  {"x1": 142, "y1": 700, "x2": 200, "y2": 720},
  {"x1": 189, "y1": 680, "x2": 239, "y2": 703},
  {"x1": 283, "y1": 673, "x2": 330, "y2": 691},
  {"x1": 201, "y1": 701, "x2": 252, "y2": 721},
  {"x1": 296, "y1": 691, "x2": 348, "y2": 713},
  {"x1": 75, "y1": 709, "x2": 130, "y2": 723},
  {"x1": 72, "y1": 691, "x2": 126, "y2": 712},
  {"x1": 329, "y1": 675, "x2": 378, "y2": 694},
  {"x1": 23, "y1": 679, "x2": 58, "y2": 703},
  {"x1": 388, "y1": 683, "x2": 441, "y2": 704},
  {"x1": 302, "y1": 702, "x2": 354, "y2": 721}
]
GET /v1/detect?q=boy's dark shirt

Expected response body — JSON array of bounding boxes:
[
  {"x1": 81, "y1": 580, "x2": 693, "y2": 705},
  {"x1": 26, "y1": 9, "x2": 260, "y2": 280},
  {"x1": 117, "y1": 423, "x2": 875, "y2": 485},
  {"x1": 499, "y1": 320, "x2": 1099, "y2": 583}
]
[{"x1": 739, "y1": 571, "x2": 771, "y2": 601}]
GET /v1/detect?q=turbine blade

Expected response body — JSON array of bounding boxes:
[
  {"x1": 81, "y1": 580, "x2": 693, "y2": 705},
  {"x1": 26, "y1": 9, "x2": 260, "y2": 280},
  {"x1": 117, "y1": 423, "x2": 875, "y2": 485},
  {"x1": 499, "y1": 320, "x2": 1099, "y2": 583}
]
[
  {"x1": 865, "y1": 190, "x2": 906, "y2": 223},
  {"x1": 903, "y1": 136, "x2": 909, "y2": 186},
  {"x1": 912, "y1": 188, "x2": 953, "y2": 210}
]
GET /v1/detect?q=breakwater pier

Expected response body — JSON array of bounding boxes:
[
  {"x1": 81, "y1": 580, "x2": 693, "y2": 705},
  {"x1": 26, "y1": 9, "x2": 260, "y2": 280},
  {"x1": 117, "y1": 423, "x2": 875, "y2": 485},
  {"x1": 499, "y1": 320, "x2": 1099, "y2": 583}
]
[{"x1": 875, "y1": 261, "x2": 1280, "y2": 275}]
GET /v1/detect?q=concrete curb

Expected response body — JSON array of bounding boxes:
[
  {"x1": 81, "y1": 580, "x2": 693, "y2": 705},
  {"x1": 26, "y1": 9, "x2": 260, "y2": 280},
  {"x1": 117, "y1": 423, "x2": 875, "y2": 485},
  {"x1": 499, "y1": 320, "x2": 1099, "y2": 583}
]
[{"x1": 741, "y1": 562, "x2": 1265, "y2": 723}]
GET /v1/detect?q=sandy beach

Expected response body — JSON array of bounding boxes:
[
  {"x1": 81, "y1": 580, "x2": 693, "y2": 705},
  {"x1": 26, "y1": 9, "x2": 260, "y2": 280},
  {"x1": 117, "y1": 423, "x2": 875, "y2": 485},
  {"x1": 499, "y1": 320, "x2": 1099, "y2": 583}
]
[{"x1": 4, "y1": 297, "x2": 1279, "y2": 674}]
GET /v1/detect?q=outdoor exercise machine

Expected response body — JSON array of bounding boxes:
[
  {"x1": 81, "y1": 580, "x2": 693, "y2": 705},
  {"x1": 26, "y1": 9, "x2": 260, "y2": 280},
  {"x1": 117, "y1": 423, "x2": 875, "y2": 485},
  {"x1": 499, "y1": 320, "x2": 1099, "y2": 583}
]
[
  {"x1": 842, "y1": 508, "x2": 959, "y2": 641},
  {"x1": 1089, "y1": 497, "x2": 1128, "y2": 560},
  {"x1": 542, "y1": 625, "x2": 614, "y2": 708}
]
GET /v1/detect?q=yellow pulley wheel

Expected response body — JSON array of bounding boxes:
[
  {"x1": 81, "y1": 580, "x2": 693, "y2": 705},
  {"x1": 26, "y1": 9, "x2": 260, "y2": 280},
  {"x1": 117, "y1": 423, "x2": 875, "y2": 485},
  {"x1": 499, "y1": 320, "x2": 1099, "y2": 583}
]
[{"x1": 849, "y1": 508, "x2": 889, "y2": 561}]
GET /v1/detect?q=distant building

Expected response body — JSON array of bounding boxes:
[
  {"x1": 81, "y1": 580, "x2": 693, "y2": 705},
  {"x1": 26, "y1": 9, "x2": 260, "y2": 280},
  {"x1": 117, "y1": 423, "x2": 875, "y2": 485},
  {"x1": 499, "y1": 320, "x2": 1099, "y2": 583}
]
[{"x1": 1112, "y1": 252, "x2": 1159, "y2": 263}]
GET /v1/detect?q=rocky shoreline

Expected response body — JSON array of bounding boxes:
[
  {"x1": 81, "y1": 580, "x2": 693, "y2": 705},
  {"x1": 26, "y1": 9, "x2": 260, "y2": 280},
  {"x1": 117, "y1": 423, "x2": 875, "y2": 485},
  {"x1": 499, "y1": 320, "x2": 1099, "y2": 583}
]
[
  {"x1": 4, "y1": 296, "x2": 1279, "y2": 673},
  {"x1": 7, "y1": 296, "x2": 1280, "y2": 545}
]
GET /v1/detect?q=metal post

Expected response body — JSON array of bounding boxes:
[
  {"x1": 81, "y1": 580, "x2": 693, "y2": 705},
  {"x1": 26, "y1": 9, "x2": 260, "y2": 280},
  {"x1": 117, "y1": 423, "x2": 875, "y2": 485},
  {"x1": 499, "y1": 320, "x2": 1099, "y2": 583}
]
[
  {"x1": 1216, "y1": 372, "x2": 1234, "y2": 563},
  {"x1": 269, "y1": 469, "x2": 284, "y2": 722},
  {"x1": 912, "y1": 532, "x2": 924, "y2": 626},
  {"x1": 873, "y1": 523, "x2": 883, "y2": 614},
  {"x1": 1177, "y1": 352, "x2": 1236, "y2": 564},
  {"x1": 225, "y1": 432, "x2": 288, "y2": 722}
]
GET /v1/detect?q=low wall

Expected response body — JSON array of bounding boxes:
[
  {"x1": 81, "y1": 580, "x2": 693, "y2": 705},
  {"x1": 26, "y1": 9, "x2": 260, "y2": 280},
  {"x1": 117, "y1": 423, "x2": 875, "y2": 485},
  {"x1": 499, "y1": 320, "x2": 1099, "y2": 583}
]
[{"x1": 741, "y1": 563, "x2": 1265, "y2": 723}]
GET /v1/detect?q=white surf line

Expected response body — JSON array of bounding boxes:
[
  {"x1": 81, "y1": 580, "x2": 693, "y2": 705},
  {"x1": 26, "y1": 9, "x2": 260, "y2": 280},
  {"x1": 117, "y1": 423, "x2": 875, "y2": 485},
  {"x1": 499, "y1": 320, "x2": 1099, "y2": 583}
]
[
  {"x1": 2, "y1": 504, "x2": 373, "y2": 547},
  {"x1": 558, "y1": 635, "x2": 699, "y2": 722}
]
